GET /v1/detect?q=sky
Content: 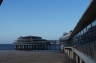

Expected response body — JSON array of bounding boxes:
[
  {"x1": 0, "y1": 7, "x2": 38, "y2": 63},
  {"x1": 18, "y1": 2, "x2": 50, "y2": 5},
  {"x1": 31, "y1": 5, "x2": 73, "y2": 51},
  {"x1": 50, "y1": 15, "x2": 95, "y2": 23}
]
[{"x1": 0, "y1": 0, "x2": 91, "y2": 44}]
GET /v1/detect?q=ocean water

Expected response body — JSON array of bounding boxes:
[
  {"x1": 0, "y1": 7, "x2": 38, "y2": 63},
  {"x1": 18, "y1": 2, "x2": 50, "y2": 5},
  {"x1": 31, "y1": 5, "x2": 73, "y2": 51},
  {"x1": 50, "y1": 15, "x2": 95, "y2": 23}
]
[{"x1": 0, "y1": 44, "x2": 15, "y2": 50}]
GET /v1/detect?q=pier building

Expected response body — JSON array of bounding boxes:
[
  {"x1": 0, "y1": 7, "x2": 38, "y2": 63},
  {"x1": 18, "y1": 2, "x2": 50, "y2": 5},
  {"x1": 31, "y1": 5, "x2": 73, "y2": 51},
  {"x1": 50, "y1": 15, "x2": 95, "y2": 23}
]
[{"x1": 15, "y1": 36, "x2": 50, "y2": 50}]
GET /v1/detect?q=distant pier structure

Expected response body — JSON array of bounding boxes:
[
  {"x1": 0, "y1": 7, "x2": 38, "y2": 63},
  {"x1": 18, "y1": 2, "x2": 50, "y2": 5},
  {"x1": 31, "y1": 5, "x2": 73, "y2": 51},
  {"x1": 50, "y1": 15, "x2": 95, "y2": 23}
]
[{"x1": 14, "y1": 36, "x2": 50, "y2": 50}]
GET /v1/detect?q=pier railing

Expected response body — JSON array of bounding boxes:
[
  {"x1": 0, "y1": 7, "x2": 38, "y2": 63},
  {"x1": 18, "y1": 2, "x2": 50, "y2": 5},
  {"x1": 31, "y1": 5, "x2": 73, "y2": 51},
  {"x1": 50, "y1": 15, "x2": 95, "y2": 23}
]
[{"x1": 64, "y1": 47, "x2": 96, "y2": 63}]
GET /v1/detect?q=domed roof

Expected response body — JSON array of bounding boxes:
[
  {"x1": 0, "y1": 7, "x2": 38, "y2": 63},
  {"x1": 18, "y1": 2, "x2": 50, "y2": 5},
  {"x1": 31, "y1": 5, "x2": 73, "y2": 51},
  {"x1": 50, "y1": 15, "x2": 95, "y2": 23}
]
[{"x1": 60, "y1": 32, "x2": 72, "y2": 41}]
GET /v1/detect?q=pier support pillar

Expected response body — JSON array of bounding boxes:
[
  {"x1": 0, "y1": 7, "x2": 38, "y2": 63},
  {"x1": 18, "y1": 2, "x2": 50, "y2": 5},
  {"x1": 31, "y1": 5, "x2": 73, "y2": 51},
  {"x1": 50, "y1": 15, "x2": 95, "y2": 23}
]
[
  {"x1": 76, "y1": 56, "x2": 79, "y2": 63},
  {"x1": 70, "y1": 51, "x2": 74, "y2": 59},
  {"x1": 80, "y1": 59, "x2": 84, "y2": 63}
]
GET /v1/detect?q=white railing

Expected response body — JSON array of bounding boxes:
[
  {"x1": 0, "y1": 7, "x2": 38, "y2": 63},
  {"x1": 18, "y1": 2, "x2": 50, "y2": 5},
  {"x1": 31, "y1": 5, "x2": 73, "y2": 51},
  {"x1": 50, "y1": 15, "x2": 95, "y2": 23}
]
[{"x1": 64, "y1": 47, "x2": 96, "y2": 63}]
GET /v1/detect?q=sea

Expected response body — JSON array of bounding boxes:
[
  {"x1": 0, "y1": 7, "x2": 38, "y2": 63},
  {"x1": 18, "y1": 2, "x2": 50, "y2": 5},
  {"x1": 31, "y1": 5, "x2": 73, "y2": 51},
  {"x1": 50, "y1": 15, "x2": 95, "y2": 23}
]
[{"x1": 0, "y1": 44, "x2": 15, "y2": 50}]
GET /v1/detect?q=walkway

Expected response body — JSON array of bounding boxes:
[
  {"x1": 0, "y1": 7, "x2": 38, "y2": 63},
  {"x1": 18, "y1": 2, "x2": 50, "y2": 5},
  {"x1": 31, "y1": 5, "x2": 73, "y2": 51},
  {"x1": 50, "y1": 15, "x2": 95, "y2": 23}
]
[{"x1": 0, "y1": 50, "x2": 74, "y2": 63}]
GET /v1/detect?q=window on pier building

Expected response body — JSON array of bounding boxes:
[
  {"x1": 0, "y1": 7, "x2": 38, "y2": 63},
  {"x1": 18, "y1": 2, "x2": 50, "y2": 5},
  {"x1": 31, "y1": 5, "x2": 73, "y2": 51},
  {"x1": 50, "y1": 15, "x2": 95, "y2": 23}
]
[
  {"x1": 86, "y1": 23, "x2": 92, "y2": 32},
  {"x1": 92, "y1": 20, "x2": 96, "y2": 27}
]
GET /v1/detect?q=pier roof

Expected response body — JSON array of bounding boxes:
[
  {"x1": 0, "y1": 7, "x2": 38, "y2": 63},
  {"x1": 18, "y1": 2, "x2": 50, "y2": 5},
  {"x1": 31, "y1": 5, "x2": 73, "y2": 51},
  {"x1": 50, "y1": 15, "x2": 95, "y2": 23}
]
[
  {"x1": 0, "y1": 0, "x2": 3, "y2": 6},
  {"x1": 70, "y1": 1, "x2": 96, "y2": 38}
]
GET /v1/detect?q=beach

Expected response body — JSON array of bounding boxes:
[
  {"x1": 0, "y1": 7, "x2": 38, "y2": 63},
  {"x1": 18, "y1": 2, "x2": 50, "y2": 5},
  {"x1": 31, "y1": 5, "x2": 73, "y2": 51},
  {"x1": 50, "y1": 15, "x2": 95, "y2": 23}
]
[{"x1": 0, "y1": 50, "x2": 71, "y2": 63}]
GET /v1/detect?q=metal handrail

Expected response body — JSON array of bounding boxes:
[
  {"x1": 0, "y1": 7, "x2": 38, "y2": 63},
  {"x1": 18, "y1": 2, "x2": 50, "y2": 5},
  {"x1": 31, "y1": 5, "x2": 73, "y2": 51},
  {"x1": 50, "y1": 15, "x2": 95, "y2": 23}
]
[{"x1": 71, "y1": 48, "x2": 96, "y2": 63}]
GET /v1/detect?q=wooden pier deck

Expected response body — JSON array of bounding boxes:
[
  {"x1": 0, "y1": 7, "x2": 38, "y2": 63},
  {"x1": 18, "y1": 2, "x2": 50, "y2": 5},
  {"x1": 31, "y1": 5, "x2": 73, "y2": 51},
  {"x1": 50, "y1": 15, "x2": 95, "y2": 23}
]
[{"x1": 0, "y1": 50, "x2": 74, "y2": 63}]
